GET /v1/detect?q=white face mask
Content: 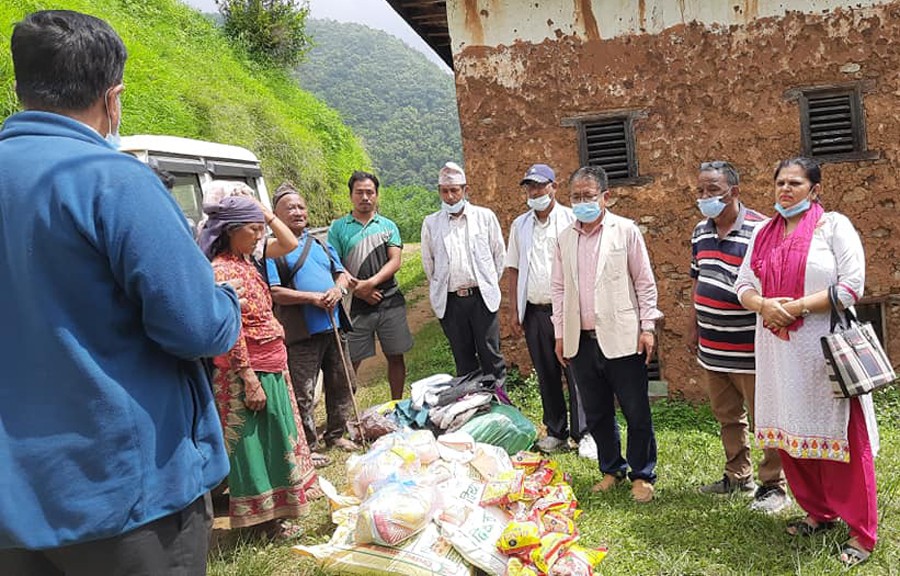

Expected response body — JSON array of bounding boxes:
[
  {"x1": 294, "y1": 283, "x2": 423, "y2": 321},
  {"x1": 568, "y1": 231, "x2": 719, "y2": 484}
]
[
  {"x1": 105, "y1": 88, "x2": 121, "y2": 148},
  {"x1": 527, "y1": 193, "x2": 552, "y2": 212},
  {"x1": 441, "y1": 198, "x2": 467, "y2": 214}
]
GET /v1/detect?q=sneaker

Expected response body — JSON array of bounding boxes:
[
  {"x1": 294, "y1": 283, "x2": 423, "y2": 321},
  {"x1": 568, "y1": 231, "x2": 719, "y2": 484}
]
[
  {"x1": 699, "y1": 474, "x2": 757, "y2": 495},
  {"x1": 631, "y1": 479, "x2": 655, "y2": 503},
  {"x1": 577, "y1": 435, "x2": 598, "y2": 460},
  {"x1": 536, "y1": 435, "x2": 566, "y2": 453},
  {"x1": 750, "y1": 485, "x2": 793, "y2": 514},
  {"x1": 591, "y1": 473, "x2": 624, "y2": 493}
]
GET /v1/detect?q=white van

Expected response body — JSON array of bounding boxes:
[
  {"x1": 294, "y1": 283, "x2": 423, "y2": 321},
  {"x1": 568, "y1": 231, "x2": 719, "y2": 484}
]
[{"x1": 119, "y1": 135, "x2": 271, "y2": 229}]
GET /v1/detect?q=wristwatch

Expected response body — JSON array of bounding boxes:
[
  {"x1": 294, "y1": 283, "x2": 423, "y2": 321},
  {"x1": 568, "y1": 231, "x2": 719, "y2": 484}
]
[{"x1": 339, "y1": 285, "x2": 349, "y2": 296}]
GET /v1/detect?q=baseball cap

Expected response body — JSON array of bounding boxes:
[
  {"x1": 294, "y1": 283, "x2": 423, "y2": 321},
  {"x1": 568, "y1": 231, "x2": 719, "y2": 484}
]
[{"x1": 520, "y1": 164, "x2": 555, "y2": 185}]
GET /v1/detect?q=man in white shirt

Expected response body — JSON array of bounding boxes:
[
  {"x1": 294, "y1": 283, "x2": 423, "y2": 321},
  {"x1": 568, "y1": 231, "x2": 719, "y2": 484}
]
[
  {"x1": 421, "y1": 162, "x2": 507, "y2": 386},
  {"x1": 505, "y1": 164, "x2": 590, "y2": 455}
]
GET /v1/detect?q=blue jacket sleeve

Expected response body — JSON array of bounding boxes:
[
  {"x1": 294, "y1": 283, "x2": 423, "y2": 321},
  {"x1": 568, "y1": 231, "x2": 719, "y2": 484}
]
[{"x1": 97, "y1": 159, "x2": 241, "y2": 359}]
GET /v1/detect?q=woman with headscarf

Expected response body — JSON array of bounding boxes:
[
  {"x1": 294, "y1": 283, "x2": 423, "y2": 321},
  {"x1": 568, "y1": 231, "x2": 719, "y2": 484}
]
[
  {"x1": 198, "y1": 180, "x2": 296, "y2": 262},
  {"x1": 735, "y1": 157, "x2": 878, "y2": 567},
  {"x1": 199, "y1": 195, "x2": 319, "y2": 539}
]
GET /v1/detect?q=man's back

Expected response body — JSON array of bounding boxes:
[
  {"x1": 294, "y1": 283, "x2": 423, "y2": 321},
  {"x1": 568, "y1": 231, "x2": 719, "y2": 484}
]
[{"x1": 0, "y1": 111, "x2": 240, "y2": 549}]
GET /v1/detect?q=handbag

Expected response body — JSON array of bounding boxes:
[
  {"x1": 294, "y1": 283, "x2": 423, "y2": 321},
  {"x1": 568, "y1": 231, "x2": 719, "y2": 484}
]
[{"x1": 820, "y1": 285, "x2": 896, "y2": 398}]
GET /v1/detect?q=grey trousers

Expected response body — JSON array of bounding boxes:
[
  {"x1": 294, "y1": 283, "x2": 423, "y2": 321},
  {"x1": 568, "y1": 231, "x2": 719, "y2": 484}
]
[{"x1": 0, "y1": 493, "x2": 212, "y2": 576}]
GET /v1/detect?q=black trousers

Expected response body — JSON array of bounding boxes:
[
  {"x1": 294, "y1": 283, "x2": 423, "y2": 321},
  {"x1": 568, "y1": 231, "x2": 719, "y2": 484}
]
[
  {"x1": 569, "y1": 332, "x2": 658, "y2": 482},
  {"x1": 439, "y1": 291, "x2": 506, "y2": 383},
  {"x1": 0, "y1": 493, "x2": 212, "y2": 576},
  {"x1": 523, "y1": 303, "x2": 585, "y2": 441}
]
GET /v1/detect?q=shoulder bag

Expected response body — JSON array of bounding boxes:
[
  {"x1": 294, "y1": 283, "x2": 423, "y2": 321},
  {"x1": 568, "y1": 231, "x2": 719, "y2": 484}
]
[{"x1": 821, "y1": 285, "x2": 896, "y2": 397}]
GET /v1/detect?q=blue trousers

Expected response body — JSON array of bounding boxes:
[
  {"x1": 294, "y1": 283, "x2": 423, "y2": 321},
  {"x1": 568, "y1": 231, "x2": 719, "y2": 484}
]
[{"x1": 569, "y1": 331, "x2": 657, "y2": 483}]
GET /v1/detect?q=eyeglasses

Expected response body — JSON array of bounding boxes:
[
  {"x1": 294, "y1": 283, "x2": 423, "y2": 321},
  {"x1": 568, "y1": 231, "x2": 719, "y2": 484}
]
[{"x1": 522, "y1": 181, "x2": 551, "y2": 191}]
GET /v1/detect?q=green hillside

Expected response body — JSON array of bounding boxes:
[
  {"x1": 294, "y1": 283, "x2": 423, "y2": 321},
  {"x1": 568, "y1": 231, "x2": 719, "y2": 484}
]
[
  {"x1": 0, "y1": 0, "x2": 370, "y2": 223},
  {"x1": 296, "y1": 19, "x2": 461, "y2": 189}
]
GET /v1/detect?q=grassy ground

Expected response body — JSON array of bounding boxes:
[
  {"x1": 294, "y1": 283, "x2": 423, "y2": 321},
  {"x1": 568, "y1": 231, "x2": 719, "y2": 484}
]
[{"x1": 209, "y1": 255, "x2": 900, "y2": 575}]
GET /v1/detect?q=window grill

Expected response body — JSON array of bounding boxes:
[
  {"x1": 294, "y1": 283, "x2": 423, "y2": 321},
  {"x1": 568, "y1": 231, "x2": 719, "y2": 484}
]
[
  {"x1": 805, "y1": 93, "x2": 859, "y2": 156},
  {"x1": 797, "y1": 86, "x2": 873, "y2": 162}
]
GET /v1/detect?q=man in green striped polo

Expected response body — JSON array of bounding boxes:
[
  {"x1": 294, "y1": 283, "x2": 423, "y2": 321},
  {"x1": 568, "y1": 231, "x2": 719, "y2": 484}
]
[{"x1": 328, "y1": 171, "x2": 413, "y2": 400}]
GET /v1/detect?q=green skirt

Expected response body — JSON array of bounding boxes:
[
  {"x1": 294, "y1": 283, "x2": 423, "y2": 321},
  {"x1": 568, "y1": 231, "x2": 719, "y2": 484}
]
[{"x1": 213, "y1": 369, "x2": 318, "y2": 528}]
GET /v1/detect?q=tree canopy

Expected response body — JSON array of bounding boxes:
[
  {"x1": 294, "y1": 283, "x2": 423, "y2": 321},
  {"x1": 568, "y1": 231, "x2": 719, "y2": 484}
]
[{"x1": 296, "y1": 19, "x2": 462, "y2": 189}]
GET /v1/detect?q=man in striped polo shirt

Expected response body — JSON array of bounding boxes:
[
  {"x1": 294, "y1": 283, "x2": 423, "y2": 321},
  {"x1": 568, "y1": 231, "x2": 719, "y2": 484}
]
[
  {"x1": 688, "y1": 161, "x2": 789, "y2": 513},
  {"x1": 328, "y1": 171, "x2": 413, "y2": 400}
]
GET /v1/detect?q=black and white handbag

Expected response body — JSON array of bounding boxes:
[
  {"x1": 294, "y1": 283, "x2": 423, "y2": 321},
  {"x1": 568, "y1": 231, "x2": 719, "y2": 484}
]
[{"x1": 821, "y1": 285, "x2": 896, "y2": 398}]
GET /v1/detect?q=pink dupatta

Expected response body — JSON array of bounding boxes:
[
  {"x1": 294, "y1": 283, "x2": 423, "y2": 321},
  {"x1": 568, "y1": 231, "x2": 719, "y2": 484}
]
[{"x1": 750, "y1": 202, "x2": 824, "y2": 339}]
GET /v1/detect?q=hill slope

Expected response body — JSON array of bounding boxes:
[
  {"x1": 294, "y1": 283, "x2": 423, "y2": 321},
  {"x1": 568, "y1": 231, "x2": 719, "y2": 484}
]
[
  {"x1": 0, "y1": 0, "x2": 369, "y2": 223},
  {"x1": 296, "y1": 19, "x2": 462, "y2": 188}
]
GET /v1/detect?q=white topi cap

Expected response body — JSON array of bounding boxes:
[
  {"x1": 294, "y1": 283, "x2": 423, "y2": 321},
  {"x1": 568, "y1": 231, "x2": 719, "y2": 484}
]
[{"x1": 438, "y1": 161, "x2": 466, "y2": 186}]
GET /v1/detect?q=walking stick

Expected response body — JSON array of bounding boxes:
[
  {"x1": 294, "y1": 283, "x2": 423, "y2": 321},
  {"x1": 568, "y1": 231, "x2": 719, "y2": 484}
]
[{"x1": 329, "y1": 311, "x2": 368, "y2": 449}]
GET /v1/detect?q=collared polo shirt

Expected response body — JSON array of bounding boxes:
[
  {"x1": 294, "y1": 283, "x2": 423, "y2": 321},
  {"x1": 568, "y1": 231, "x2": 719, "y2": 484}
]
[
  {"x1": 328, "y1": 212, "x2": 404, "y2": 314},
  {"x1": 690, "y1": 204, "x2": 766, "y2": 373},
  {"x1": 266, "y1": 231, "x2": 343, "y2": 335}
]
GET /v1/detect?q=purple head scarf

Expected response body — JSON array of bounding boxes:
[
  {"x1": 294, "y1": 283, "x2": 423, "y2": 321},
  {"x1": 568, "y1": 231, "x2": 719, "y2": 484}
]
[{"x1": 198, "y1": 195, "x2": 265, "y2": 260}]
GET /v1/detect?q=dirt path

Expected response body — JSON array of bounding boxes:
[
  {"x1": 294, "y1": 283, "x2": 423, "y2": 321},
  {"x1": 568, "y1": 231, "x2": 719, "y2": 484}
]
[{"x1": 355, "y1": 248, "x2": 434, "y2": 386}]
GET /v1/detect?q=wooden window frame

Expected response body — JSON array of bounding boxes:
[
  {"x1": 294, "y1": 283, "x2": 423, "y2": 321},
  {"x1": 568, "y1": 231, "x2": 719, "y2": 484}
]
[
  {"x1": 562, "y1": 110, "x2": 652, "y2": 187},
  {"x1": 789, "y1": 83, "x2": 879, "y2": 163}
]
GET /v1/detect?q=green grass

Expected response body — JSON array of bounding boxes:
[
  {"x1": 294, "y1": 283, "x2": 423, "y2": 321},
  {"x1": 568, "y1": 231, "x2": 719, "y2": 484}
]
[
  {"x1": 210, "y1": 287, "x2": 900, "y2": 575},
  {"x1": 0, "y1": 0, "x2": 369, "y2": 223}
]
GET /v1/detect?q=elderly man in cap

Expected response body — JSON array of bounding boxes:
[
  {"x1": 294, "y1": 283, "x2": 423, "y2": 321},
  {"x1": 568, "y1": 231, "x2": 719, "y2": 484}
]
[
  {"x1": 266, "y1": 183, "x2": 359, "y2": 457},
  {"x1": 421, "y1": 162, "x2": 507, "y2": 385},
  {"x1": 505, "y1": 164, "x2": 590, "y2": 455}
]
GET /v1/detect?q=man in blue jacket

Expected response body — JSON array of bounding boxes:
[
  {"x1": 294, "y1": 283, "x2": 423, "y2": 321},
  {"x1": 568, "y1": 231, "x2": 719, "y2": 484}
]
[{"x1": 0, "y1": 11, "x2": 241, "y2": 575}]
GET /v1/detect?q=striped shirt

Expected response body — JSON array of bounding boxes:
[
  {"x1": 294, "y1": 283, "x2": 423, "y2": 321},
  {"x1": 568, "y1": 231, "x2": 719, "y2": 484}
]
[
  {"x1": 328, "y1": 212, "x2": 404, "y2": 314},
  {"x1": 690, "y1": 204, "x2": 766, "y2": 373}
]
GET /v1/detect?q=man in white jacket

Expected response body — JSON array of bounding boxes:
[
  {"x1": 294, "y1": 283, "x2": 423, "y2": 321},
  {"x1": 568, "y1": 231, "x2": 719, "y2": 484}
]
[
  {"x1": 505, "y1": 164, "x2": 589, "y2": 455},
  {"x1": 421, "y1": 162, "x2": 507, "y2": 386}
]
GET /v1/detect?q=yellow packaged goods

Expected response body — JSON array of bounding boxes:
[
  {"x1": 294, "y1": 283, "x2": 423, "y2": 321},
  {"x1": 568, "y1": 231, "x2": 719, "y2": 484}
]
[
  {"x1": 510, "y1": 451, "x2": 543, "y2": 473},
  {"x1": 548, "y1": 545, "x2": 608, "y2": 576},
  {"x1": 507, "y1": 557, "x2": 540, "y2": 576},
  {"x1": 497, "y1": 520, "x2": 541, "y2": 555},
  {"x1": 355, "y1": 480, "x2": 437, "y2": 546},
  {"x1": 294, "y1": 521, "x2": 473, "y2": 576},
  {"x1": 540, "y1": 511, "x2": 577, "y2": 536},
  {"x1": 479, "y1": 469, "x2": 524, "y2": 507},
  {"x1": 529, "y1": 532, "x2": 576, "y2": 574}
]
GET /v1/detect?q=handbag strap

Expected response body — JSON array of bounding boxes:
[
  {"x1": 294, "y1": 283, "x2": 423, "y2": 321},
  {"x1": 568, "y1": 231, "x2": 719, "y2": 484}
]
[{"x1": 827, "y1": 284, "x2": 857, "y2": 332}]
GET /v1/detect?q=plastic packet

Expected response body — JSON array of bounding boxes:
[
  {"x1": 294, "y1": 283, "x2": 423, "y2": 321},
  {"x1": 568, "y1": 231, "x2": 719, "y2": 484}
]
[
  {"x1": 354, "y1": 479, "x2": 437, "y2": 546},
  {"x1": 496, "y1": 519, "x2": 541, "y2": 555},
  {"x1": 548, "y1": 545, "x2": 608, "y2": 576},
  {"x1": 530, "y1": 531, "x2": 577, "y2": 574}
]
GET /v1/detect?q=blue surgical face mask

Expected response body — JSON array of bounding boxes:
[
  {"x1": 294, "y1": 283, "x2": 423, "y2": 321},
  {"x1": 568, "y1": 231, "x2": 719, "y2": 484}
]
[
  {"x1": 105, "y1": 90, "x2": 121, "y2": 148},
  {"x1": 774, "y1": 198, "x2": 811, "y2": 219},
  {"x1": 527, "y1": 193, "x2": 552, "y2": 212},
  {"x1": 441, "y1": 198, "x2": 467, "y2": 214},
  {"x1": 572, "y1": 201, "x2": 602, "y2": 223},
  {"x1": 697, "y1": 195, "x2": 727, "y2": 219}
]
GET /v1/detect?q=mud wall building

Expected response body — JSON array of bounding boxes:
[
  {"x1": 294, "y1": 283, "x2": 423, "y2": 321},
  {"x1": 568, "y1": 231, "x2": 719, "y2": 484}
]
[{"x1": 391, "y1": 0, "x2": 900, "y2": 398}]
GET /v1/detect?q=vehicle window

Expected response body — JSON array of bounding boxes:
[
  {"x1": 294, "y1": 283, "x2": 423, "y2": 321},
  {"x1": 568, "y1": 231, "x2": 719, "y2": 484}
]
[
  {"x1": 169, "y1": 173, "x2": 204, "y2": 230},
  {"x1": 215, "y1": 176, "x2": 259, "y2": 196}
]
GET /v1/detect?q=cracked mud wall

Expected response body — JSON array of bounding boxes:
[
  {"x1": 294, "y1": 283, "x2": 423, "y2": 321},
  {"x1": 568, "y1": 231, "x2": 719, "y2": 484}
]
[{"x1": 450, "y1": 4, "x2": 900, "y2": 398}]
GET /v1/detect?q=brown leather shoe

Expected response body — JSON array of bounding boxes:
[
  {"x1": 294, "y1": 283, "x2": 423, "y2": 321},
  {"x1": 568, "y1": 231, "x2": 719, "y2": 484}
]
[
  {"x1": 591, "y1": 473, "x2": 623, "y2": 493},
  {"x1": 631, "y1": 479, "x2": 655, "y2": 503}
]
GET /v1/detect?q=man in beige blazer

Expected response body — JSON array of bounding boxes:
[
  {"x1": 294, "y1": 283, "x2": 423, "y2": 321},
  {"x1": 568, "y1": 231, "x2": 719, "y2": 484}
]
[{"x1": 550, "y1": 166, "x2": 663, "y2": 503}]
